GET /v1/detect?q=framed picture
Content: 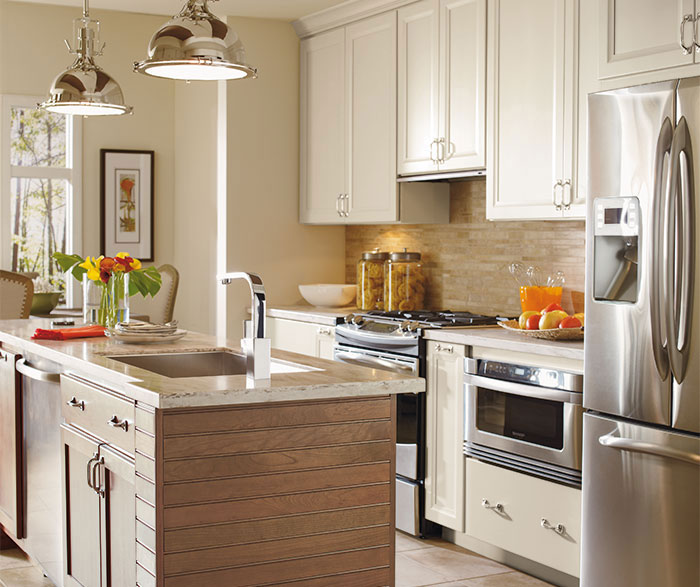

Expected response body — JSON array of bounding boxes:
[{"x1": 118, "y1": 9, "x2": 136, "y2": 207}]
[{"x1": 100, "y1": 149, "x2": 154, "y2": 262}]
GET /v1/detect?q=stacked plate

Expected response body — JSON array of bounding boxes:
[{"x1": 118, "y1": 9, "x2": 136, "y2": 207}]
[{"x1": 106, "y1": 321, "x2": 187, "y2": 344}]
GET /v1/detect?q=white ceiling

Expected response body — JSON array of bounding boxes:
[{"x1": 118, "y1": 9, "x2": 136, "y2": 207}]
[{"x1": 9, "y1": 0, "x2": 350, "y2": 20}]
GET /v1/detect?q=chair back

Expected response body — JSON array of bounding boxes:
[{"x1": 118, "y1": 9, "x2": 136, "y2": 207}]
[
  {"x1": 130, "y1": 264, "x2": 179, "y2": 324},
  {"x1": 0, "y1": 271, "x2": 34, "y2": 319}
]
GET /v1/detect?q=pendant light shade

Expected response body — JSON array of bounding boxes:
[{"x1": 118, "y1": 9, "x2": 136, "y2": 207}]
[
  {"x1": 40, "y1": 0, "x2": 132, "y2": 116},
  {"x1": 134, "y1": 0, "x2": 257, "y2": 81}
]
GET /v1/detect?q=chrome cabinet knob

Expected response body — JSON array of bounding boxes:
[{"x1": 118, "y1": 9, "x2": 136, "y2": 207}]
[
  {"x1": 541, "y1": 518, "x2": 566, "y2": 535},
  {"x1": 680, "y1": 14, "x2": 695, "y2": 54},
  {"x1": 67, "y1": 396, "x2": 85, "y2": 411},
  {"x1": 482, "y1": 498, "x2": 504, "y2": 513},
  {"x1": 108, "y1": 415, "x2": 129, "y2": 432}
]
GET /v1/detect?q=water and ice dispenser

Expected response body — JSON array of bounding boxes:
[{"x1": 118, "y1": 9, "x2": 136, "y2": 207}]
[{"x1": 593, "y1": 197, "x2": 640, "y2": 303}]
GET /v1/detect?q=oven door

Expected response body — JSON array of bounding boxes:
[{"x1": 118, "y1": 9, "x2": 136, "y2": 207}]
[{"x1": 464, "y1": 372, "x2": 583, "y2": 472}]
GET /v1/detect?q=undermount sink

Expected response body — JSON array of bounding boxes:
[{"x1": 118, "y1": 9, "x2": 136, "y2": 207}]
[{"x1": 106, "y1": 351, "x2": 320, "y2": 379}]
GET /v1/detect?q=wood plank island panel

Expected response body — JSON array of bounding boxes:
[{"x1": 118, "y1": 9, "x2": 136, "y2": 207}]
[{"x1": 158, "y1": 395, "x2": 397, "y2": 586}]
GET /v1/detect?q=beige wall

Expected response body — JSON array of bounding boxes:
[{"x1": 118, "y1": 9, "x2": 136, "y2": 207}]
[
  {"x1": 1, "y1": 1, "x2": 175, "y2": 267},
  {"x1": 223, "y1": 17, "x2": 345, "y2": 338}
]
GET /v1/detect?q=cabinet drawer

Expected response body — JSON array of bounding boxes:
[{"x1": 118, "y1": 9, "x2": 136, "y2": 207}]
[
  {"x1": 61, "y1": 376, "x2": 135, "y2": 455},
  {"x1": 465, "y1": 458, "x2": 581, "y2": 577}
]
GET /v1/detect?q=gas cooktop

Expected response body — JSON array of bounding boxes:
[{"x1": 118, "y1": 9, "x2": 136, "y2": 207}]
[{"x1": 356, "y1": 310, "x2": 500, "y2": 328}]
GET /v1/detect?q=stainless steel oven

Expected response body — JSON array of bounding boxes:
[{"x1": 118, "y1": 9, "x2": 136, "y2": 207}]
[{"x1": 464, "y1": 358, "x2": 584, "y2": 487}]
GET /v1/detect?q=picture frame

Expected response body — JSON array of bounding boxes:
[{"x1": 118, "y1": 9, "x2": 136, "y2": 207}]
[{"x1": 100, "y1": 149, "x2": 154, "y2": 262}]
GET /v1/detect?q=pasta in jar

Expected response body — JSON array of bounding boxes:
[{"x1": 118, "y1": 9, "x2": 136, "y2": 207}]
[
  {"x1": 384, "y1": 249, "x2": 426, "y2": 311},
  {"x1": 357, "y1": 250, "x2": 389, "y2": 310}
]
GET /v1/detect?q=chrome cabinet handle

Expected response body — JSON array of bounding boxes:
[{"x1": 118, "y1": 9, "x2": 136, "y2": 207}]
[
  {"x1": 66, "y1": 396, "x2": 85, "y2": 411},
  {"x1": 91, "y1": 457, "x2": 104, "y2": 497},
  {"x1": 437, "y1": 138, "x2": 447, "y2": 164},
  {"x1": 108, "y1": 415, "x2": 129, "y2": 432},
  {"x1": 541, "y1": 518, "x2": 566, "y2": 535},
  {"x1": 681, "y1": 14, "x2": 695, "y2": 54},
  {"x1": 435, "y1": 344, "x2": 453, "y2": 354},
  {"x1": 562, "y1": 179, "x2": 572, "y2": 210},
  {"x1": 481, "y1": 498, "x2": 504, "y2": 513},
  {"x1": 86, "y1": 454, "x2": 99, "y2": 489},
  {"x1": 696, "y1": 13, "x2": 700, "y2": 52},
  {"x1": 552, "y1": 180, "x2": 563, "y2": 211},
  {"x1": 336, "y1": 194, "x2": 342, "y2": 217},
  {"x1": 429, "y1": 139, "x2": 438, "y2": 163},
  {"x1": 318, "y1": 327, "x2": 332, "y2": 336},
  {"x1": 343, "y1": 194, "x2": 350, "y2": 217}
]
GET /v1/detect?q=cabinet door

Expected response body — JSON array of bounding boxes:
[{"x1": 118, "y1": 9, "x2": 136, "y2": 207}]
[
  {"x1": 598, "y1": 0, "x2": 695, "y2": 79},
  {"x1": 398, "y1": 0, "x2": 440, "y2": 176},
  {"x1": 300, "y1": 28, "x2": 346, "y2": 224},
  {"x1": 345, "y1": 12, "x2": 398, "y2": 223},
  {"x1": 0, "y1": 349, "x2": 21, "y2": 539},
  {"x1": 438, "y1": 0, "x2": 486, "y2": 172},
  {"x1": 99, "y1": 446, "x2": 136, "y2": 587},
  {"x1": 62, "y1": 425, "x2": 102, "y2": 587},
  {"x1": 487, "y1": 0, "x2": 576, "y2": 220},
  {"x1": 425, "y1": 341, "x2": 466, "y2": 531},
  {"x1": 267, "y1": 317, "x2": 319, "y2": 357}
]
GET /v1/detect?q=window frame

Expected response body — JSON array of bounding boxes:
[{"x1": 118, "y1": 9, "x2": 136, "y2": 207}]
[{"x1": 1, "y1": 94, "x2": 83, "y2": 307}]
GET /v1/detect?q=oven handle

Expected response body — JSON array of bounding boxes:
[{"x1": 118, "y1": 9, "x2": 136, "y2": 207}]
[
  {"x1": 335, "y1": 351, "x2": 416, "y2": 374},
  {"x1": 464, "y1": 373, "x2": 582, "y2": 405}
]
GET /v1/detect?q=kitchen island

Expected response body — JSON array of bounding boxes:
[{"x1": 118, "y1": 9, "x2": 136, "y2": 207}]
[{"x1": 0, "y1": 319, "x2": 423, "y2": 587}]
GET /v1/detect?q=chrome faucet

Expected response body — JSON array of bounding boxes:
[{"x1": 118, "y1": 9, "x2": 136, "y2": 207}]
[{"x1": 217, "y1": 272, "x2": 271, "y2": 380}]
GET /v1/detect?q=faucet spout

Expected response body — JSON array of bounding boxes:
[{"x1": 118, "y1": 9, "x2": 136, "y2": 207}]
[{"x1": 217, "y1": 272, "x2": 270, "y2": 380}]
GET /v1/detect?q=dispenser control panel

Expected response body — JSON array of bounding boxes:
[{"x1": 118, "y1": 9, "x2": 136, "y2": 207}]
[{"x1": 594, "y1": 196, "x2": 640, "y2": 237}]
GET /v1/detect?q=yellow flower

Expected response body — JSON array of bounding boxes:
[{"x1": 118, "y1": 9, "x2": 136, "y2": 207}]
[{"x1": 79, "y1": 256, "x2": 103, "y2": 282}]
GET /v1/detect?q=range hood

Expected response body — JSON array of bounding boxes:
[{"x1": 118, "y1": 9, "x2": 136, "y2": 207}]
[{"x1": 397, "y1": 169, "x2": 486, "y2": 182}]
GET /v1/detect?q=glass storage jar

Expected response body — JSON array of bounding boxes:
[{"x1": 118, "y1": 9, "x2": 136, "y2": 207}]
[
  {"x1": 384, "y1": 249, "x2": 426, "y2": 311},
  {"x1": 357, "y1": 249, "x2": 389, "y2": 310}
]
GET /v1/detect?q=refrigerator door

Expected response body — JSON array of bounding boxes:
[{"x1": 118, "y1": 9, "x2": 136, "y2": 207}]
[
  {"x1": 673, "y1": 78, "x2": 699, "y2": 434},
  {"x1": 585, "y1": 81, "x2": 676, "y2": 425},
  {"x1": 581, "y1": 413, "x2": 700, "y2": 587}
]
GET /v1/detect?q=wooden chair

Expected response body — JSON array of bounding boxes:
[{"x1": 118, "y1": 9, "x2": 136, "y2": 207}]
[
  {"x1": 129, "y1": 264, "x2": 179, "y2": 324},
  {"x1": 0, "y1": 270, "x2": 34, "y2": 319}
]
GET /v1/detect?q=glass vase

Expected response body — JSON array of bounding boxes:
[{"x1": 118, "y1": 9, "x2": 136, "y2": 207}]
[{"x1": 83, "y1": 273, "x2": 130, "y2": 328}]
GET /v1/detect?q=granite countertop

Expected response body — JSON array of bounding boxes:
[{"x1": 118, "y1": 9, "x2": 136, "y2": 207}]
[
  {"x1": 266, "y1": 305, "x2": 357, "y2": 326},
  {"x1": 425, "y1": 326, "x2": 584, "y2": 361},
  {"x1": 0, "y1": 319, "x2": 424, "y2": 410}
]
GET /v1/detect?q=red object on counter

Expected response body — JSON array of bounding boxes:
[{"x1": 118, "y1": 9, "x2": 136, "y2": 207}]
[{"x1": 32, "y1": 325, "x2": 106, "y2": 341}]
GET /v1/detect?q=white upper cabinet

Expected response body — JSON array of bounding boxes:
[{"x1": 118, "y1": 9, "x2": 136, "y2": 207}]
[
  {"x1": 398, "y1": 0, "x2": 486, "y2": 176},
  {"x1": 487, "y1": 0, "x2": 583, "y2": 220},
  {"x1": 345, "y1": 12, "x2": 398, "y2": 223},
  {"x1": 598, "y1": 0, "x2": 697, "y2": 80},
  {"x1": 300, "y1": 29, "x2": 346, "y2": 224}
]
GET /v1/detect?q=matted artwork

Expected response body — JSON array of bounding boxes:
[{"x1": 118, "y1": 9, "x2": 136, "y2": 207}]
[{"x1": 100, "y1": 149, "x2": 154, "y2": 261}]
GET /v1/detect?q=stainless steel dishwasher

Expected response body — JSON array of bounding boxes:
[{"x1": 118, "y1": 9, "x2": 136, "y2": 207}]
[{"x1": 16, "y1": 355, "x2": 64, "y2": 587}]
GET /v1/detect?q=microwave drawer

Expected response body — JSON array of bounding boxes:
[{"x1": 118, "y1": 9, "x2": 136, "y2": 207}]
[
  {"x1": 465, "y1": 458, "x2": 581, "y2": 577},
  {"x1": 61, "y1": 375, "x2": 135, "y2": 455}
]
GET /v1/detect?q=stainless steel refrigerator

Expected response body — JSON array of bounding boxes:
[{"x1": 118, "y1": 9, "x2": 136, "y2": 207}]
[{"x1": 583, "y1": 78, "x2": 700, "y2": 586}]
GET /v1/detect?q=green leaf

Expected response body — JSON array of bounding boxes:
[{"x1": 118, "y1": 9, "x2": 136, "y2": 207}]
[
  {"x1": 128, "y1": 267, "x2": 162, "y2": 298},
  {"x1": 52, "y1": 252, "x2": 87, "y2": 281}
]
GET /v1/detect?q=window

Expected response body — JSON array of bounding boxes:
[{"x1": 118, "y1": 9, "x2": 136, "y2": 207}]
[{"x1": 1, "y1": 95, "x2": 82, "y2": 305}]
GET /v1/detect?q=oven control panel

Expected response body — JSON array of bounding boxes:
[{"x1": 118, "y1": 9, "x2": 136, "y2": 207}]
[{"x1": 475, "y1": 360, "x2": 583, "y2": 393}]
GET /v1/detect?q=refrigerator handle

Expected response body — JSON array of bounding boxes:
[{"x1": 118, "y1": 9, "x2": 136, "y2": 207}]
[
  {"x1": 599, "y1": 433, "x2": 700, "y2": 466},
  {"x1": 650, "y1": 117, "x2": 674, "y2": 381},
  {"x1": 667, "y1": 117, "x2": 696, "y2": 384}
]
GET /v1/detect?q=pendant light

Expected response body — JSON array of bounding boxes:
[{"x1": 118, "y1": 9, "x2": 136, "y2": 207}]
[
  {"x1": 39, "y1": 0, "x2": 132, "y2": 116},
  {"x1": 134, "y1": 0, "x2": 257, "y2": 82}
]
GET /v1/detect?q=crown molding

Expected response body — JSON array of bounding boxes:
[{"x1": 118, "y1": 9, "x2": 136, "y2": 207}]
[{"x1": 293, "y1": 0, "x2": 415, "y2": 38}]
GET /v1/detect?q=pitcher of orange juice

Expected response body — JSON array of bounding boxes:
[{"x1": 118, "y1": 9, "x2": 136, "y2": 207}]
[{"x1": 508, "y1": 264, "x2": 565, "y2": 312}]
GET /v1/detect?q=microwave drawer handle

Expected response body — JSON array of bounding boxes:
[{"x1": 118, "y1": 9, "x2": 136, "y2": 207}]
[
  {"x1": 16, "y1": 358, "x2": 61, "y2": 384},
  {"x1": 464, "y1": 373, "x2": 582, "y2": 405},
  {"x1": 335, "y1": 351, "x2": 414, "y2": 373}
]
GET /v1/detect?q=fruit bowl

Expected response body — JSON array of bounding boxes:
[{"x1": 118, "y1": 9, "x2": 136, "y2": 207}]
[
  {"x1": 498, "y1": 320, "x2": 584, "y2": 341},
  {"x1": 299, "y1": 284, "x2": 356, "y2": 308}
]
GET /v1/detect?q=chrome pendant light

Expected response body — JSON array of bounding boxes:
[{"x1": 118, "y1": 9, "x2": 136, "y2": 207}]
[
  {"x1": 39, "y1": 0, "x2": 132, "y2": 116},
  {"x1": 134, "y1": 0, "x2": 257, "y2": 81}
]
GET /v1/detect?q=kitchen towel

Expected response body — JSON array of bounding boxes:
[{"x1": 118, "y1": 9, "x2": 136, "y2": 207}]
[{"x1": 32, "y1": 325, "x2": 106, "y2": 341}]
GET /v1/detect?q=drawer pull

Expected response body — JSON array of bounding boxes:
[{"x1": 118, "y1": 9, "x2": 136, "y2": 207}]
[
  {"x1": 67, "y1": 397, "x2": 85, "y2": 411},
  {"x1": 435, "y1": 344, "x2": 454, "y2": 353},
  {"x1": 108, "y1": 415, "x2": 129, "y2": 432},
  {"x1": 318, "y1": 327, "x2": 332, "y2": 336},
  {"x1": 541, "y1": 518, "x2": 566, "y2": 535},
  {"x1": 481, "y1": 498, "x2": 504, "y2": 513}
]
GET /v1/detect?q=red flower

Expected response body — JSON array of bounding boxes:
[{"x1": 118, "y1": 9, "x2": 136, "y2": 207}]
[
  {"x1": 114, "y1": 255, "x2": 136, "y2": 273},
  {"x1": 100, "y1": 269, "x2": 111, "y2": 284},
  {"x1": 99, "y1": 257, "x2": 116, "y2": 283}
]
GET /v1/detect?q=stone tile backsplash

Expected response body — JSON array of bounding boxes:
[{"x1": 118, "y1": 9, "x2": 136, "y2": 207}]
[{"x1": 345, "y1": 179, "x2": 586, "y2": 317}]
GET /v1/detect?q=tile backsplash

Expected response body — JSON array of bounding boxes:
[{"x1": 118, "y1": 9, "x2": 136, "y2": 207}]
[{"x1": 345, "y1": 179, "x2": 586, "y2": 316}]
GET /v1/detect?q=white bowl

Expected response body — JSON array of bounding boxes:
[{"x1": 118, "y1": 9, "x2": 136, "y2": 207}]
[{"x1": 299, "y1": 284, "x2": 356, "y2": 307}]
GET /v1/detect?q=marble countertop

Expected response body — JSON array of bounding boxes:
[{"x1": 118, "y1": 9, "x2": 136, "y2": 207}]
[
  {"x1": 425, "y1": 327, "x2": 584, "y2": 361},
  {"x1": 0, "y1": 319, "x2": 424, "y2": 410},
  {"x1": 266, "y1": 305, "x2": 357, "y2": 326}
]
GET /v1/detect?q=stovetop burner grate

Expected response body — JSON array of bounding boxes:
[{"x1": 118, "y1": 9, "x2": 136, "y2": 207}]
[{"x1": 362, "y1": 310, "x2": 499, "y2": 327}]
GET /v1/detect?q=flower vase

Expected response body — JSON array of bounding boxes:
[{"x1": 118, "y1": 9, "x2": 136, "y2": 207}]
[{"x1": 83, "y1": 273, "x2": 130, "y2": 328}]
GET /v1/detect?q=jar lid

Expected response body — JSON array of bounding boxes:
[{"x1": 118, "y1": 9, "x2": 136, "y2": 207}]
[
  {"x1": 389, "y1": 248, "x2": 421, "y2": 261},
  {"x1": 362, "y1": 248, "x2": 390, "y2": 261}
]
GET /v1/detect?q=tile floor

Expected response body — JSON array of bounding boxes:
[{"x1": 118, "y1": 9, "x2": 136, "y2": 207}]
[{"x1": 0, "y1": 533, "x2": 553, "y2": 586}]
